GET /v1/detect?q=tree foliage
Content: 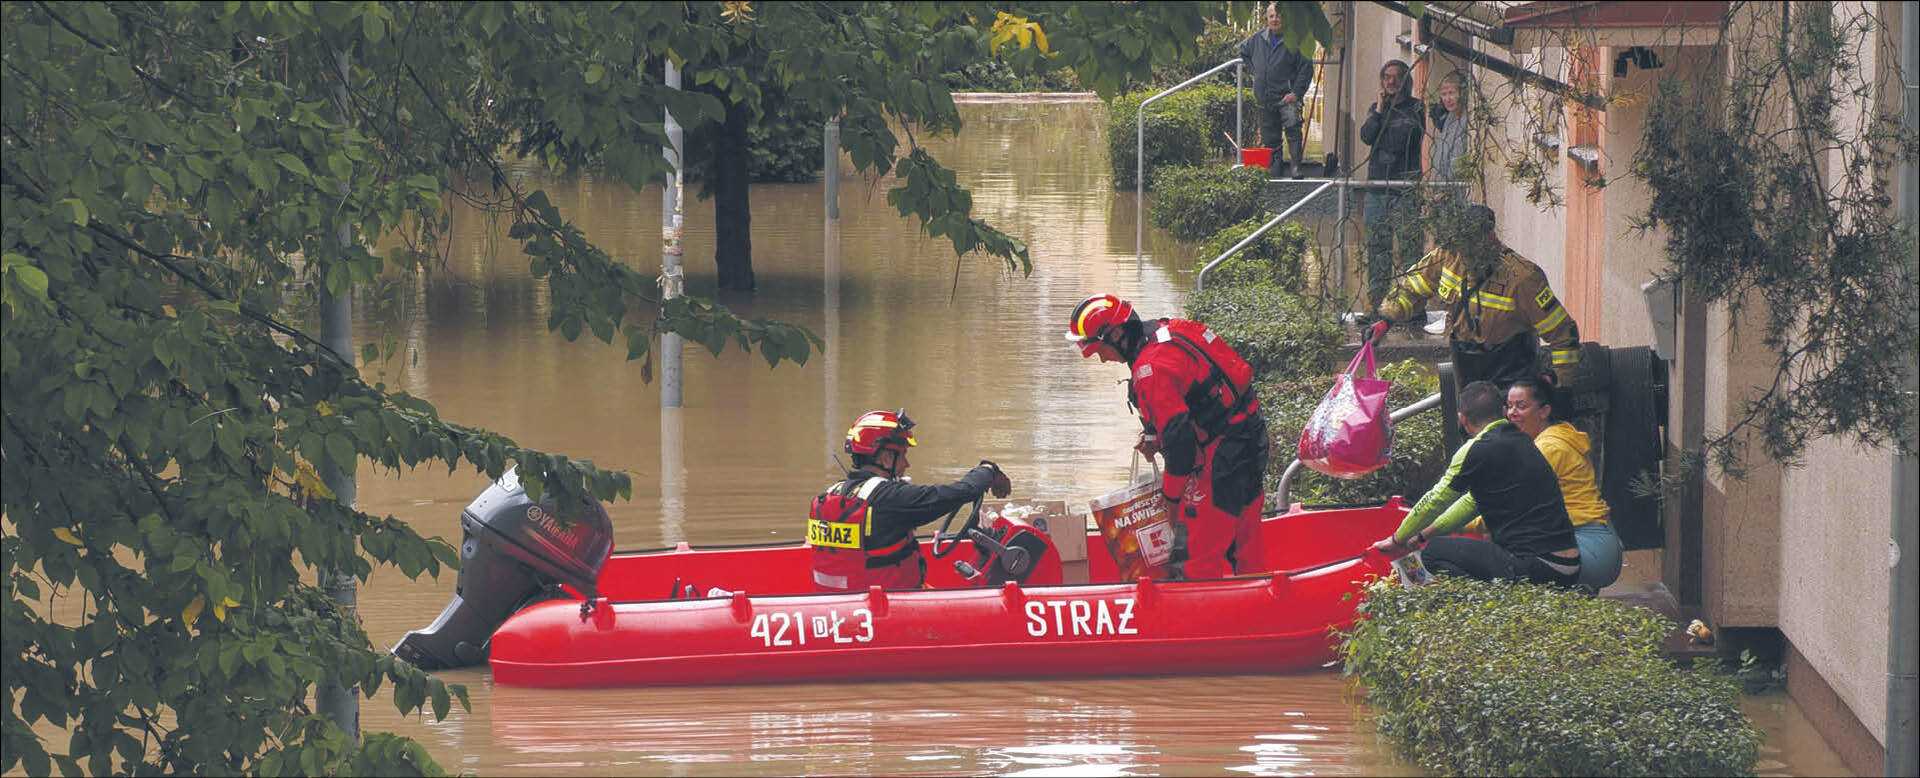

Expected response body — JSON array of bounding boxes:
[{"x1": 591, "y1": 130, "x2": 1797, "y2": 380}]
[
  {"x1": 1631, "y1": 3, "x2": 1919, "y2": 474},
  {"x1": 0, "y1": 1, "x2": 1248, "y2": 774}
]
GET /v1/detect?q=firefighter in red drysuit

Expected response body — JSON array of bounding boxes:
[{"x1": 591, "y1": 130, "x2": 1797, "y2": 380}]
[
  {"x1": 1067, "y1": 294, "x2": 1271, "y2": 579},
  {"x1": 808, "y1": 409, "x2": 1014, "y2": 592}
]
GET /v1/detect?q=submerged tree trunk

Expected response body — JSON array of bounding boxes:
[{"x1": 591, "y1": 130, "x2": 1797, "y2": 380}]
[{"x1": 713, "y1": 99, "x2": 755, "y2": 291}]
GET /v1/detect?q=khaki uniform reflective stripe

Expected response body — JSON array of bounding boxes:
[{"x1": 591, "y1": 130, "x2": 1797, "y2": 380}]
[
  {"x1": 1404, "y1": 266, "x2": 1434, "y2": 296},
  {"x1": 1551, "y1": 348, "x2": 1581, "y2": 366},
  {"x1": 1437, "y1": 268, "x2": 1463, "y2": 301},
  {"x1": 1473, "y1": 291, "x2": 1516, "y2": 312},
  {"x1": 1535, "y1": 305, "x2": 1569, "y2": 334}
]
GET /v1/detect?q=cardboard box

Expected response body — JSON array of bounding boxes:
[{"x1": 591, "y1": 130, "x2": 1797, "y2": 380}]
[{"x1": 982, "y1": 499, "x2": 1085, "y2": 562}]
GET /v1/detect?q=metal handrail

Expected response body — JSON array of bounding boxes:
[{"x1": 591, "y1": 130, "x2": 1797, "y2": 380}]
[
  {"x1": 1137, "y1": 58, "x2": 1244, "y2": 263},
  {"x1": 1195, "y1": 180, "x2": 1335, "y2": 291},
  {"x1": 1273, "y1": 391, "x2": 1443, "y2": 508},
  {"x1": 1194, "y1": 179, "x2": 1468, "y2": 292}
]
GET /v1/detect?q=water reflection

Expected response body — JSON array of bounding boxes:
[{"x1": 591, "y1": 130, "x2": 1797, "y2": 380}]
[{"x1": 474, "y1": 676, "x2": 1411, "y2": 777}]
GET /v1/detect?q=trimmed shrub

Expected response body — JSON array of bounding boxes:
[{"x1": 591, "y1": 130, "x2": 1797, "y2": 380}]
[
  {"x1": 1148, "y1": 165, "x2": 1267, "y2": 241},
  {"x1": 1340, "y1": 577, "x2": 1764, "y2": 777},
  {"x1": 1261, "y1": 359, "x2": 1444, "y2": 504},
  {"x1": 1183, "y1": 284, "x2": 1340, "y2": 381},
  {"x1": 1107, "y1": 82, "x2": 1241, "y2": 190},
  {"x1": 1197, "y1": 218, "x2": 1312, "y2": 293}
]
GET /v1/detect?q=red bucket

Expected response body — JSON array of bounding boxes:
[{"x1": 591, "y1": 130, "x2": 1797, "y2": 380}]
[{"x1": 1240, "y1": 147, "x2": 1273, "y2": 168}]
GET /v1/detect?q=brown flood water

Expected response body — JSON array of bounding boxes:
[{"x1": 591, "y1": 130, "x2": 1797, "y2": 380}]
[{"x1": 340, "y1": 100, "x2": 1850, "y2": 775}]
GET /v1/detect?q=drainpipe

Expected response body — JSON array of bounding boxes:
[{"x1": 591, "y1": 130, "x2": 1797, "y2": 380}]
[{"x1": 1886, "y1": 6, "x2": 1918, "y2": 776}]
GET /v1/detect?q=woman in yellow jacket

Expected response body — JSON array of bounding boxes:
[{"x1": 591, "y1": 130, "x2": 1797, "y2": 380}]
[{"x1": 1501, "y1": 376, "x2": 1623, "y2": 589}]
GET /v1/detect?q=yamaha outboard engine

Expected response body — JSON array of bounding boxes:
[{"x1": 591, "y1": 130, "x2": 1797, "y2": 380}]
[{"x1": 391, "y1": 468, "x2": 613, "y2": 670}]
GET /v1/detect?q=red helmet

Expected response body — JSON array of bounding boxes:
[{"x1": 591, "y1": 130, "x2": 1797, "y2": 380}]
[
  {"x1": 844, "y1": 409, "x2": 917, "y2": 456},
  {"x1": 1064, "y1": 293, "x2": 1135, "y2": 357}
]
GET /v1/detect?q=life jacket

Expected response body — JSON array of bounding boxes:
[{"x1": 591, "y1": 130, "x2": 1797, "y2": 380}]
[
  {"x1": 1128, "y1": 319, "x2": 1260, "y2": 442},
  {"x1": 808, "y1": 476, "x2": 923, "y2": 591}
]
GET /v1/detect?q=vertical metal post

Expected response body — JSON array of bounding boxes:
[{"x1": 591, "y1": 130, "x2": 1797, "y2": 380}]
[
  {"x1": 824, "y1": 118, "x2": 840, "y2": 221},
  {"x1": 1136, "y1": 110, "x2": 1145, "y2": 263},
  {"x1": 317, "y1": 45, "x2": 359, "y2": 743},
  {"x1": 1236, "y1": 62, "x2": 1245, "y2": 149},
  {"x1": 1887, "y1": 7, "x2": 1919, "y2": 776},
  {"x1": 1332, "y1": 0, "x2": 1356, "y2": 302},
  {"x1": 823, "y1": 119, "x2": 842, "y2": 474},
  {"x1": 660, "y1": 61, "x2": 685, "y2": 409}
]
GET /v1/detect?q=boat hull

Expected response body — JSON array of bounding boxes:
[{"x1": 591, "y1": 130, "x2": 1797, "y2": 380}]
[{"x1": 489, "y1": 501, "x2": 1405, "y2": 688}]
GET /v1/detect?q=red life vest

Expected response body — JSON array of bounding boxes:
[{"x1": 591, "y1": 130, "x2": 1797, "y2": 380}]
[
  {"x1": 808, "y1": 477, "x2": 924, "y2": 591},
  {"x1": 1128, "y1": 319, "x2": 1259, "y2": 441}
]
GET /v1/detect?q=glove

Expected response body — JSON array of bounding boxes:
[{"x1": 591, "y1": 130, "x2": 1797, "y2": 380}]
[
  {"x1": 980, "y1": 460, "x2": 1013, "y2": 498},
  {"x1": 1134, "y1": 432, "x2": 1161, "y2": 456}
]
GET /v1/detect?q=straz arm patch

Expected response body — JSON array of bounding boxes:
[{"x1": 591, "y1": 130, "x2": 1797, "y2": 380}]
[
  {"x1": 1134, "y1": 363, "x2": 1153, "y2": 379},
  {"x1": 1535, "y1": 285, "x2": 1557, "y2": 309},
  {"x1": 806, "y1": 519, "x2": 860, "y2": 549}
]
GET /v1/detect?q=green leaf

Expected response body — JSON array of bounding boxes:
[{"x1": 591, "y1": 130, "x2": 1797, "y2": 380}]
[
  {"x1": 275, "y1": 153, "x2": 312, "y2": 178},
  {"x1": 325, "y1": 433, "x2": 356, "y2": 472},
  {"x1": 57, "y1": 198, "x2": 89, "y2": 226},
  {"x1": 584, "y1": 63, "x2": 606, "y2": 85}
]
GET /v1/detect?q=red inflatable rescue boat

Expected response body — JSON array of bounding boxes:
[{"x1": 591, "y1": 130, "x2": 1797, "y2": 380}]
[{"x1": 393, "y1": 470, "x2": 1407, "y2": 688}]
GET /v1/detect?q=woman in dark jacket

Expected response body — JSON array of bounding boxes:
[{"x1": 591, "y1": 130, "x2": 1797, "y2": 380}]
[{"x1": 1360, "y1": 59, "x2": 1425, "y2": 307}]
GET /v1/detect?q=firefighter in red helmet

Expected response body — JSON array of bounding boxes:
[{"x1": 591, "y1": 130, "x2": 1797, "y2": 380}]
[
  {"x1": 1067, "y1": 294, "x2": 1270, "y2": 579},
  {"x1": 808, "y1": 409, "x2": 1014, "y2": 591}
]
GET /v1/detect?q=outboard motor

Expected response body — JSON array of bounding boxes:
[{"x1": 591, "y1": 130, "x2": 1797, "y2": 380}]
[{"x1": 391, "y1": 468, "x2": 613, "y2": 670}]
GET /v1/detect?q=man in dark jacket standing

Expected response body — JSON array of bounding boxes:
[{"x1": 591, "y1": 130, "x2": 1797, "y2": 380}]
[
  {"x1": 1238, "y1": 3, "x2": 1315, "y2": 178},
  {"x1": 1359, "y1": 59, "x2": 1426, "y2": 307}
]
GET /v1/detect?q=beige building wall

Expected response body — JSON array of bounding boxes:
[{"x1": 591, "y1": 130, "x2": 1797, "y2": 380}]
[
  {"x1": 1770, "y1": 0, "x2": 1901, "y2": 747},
  {"x1": 1778, "y1": 436, "x2": 1893, "y2": 744}
]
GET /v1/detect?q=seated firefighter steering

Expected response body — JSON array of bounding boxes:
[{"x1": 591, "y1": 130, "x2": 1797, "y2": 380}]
[{"x1": 808, "y1": 409, "x2": 1013, "y2": 592}]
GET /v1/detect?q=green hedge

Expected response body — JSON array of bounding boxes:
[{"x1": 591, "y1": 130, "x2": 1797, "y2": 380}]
[
  {"x1": 1183, "y1": 283, "x2": 1340, "y2": 381},
  {"x1": 1197, "y1": 218, "x2": 1312, "y2": 293},
  {"x1": 1261, "y1": 359, "x2": 1444, "y2": 504},
  {"x1": 1341, "y1": 577, "x2": 1763, "y2": 777},
  {"x1": 1148, "y1": 165, "x2": 1267, "y2": 241},
  {"x1": 1106, "y1": 82, "x2": 1241, "y2": 190},
  {"x1": 943, "y1": 59, "x2": 1083, "y2": 92}
]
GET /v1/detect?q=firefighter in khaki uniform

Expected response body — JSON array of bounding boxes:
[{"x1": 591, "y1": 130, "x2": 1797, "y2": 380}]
[{"x1": 1376, "y1": 205, "x2": 1583, "y2": 387}]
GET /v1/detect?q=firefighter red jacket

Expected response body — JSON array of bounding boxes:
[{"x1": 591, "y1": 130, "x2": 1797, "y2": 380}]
[{"x1": 1127, "y1": 319, "x2": 1260, "y2": 502}]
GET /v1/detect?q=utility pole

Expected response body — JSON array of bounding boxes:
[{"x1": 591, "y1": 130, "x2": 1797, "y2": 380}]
[
  {"x1": 317, "y1": 45, "x2": 360, "y2": 743},
  {"x1": 659, "y1": 60, "x2": 687, "y2": 543},
  {"x1": 661, "y1": 60, "x2": 685, "y2": 409},
  {"x1": 823, "y1": 118, "x2": 841, "y2": 473}
]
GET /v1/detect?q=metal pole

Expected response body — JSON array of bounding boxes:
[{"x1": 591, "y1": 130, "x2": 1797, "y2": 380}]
[
  {"x1": 1236, "y1": 62, "x2": 1245, "y2": 149},
  {"x1": 1334, "y1": 0, "x2": 1356, "y2": 303},
  {"x1": 1136, "y1": 109, "x2": 1145, "y2": 263},
  {"x1": 1886, "y1": 7, "x2": 1918, "y2": 776},
  {"x1": 824, "y1": 118, "x2": 840, "y2": 221},
  {"x1": 823, "y1": 118, "x2": 842, "y2": 474},
  {"x1": 317, "y1": 45, "x2": 359, "y2": 743},
  {"x1": 1136, "y1": 59, "x2": 1246, "y2": 263},
  {"x1": 660, "y1": 61, "x2": 685, "y2": 409}
]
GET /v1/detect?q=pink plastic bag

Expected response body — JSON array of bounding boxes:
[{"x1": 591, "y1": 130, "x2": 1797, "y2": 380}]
[{"x1": 1297, "y1": 336, "x2": 1394, "y2": 479}]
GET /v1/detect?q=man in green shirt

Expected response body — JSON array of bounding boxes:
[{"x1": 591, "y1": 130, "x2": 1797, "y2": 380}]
[{"x1": 1372, "y1": 381, "x2": 1583, "y2": 587}]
